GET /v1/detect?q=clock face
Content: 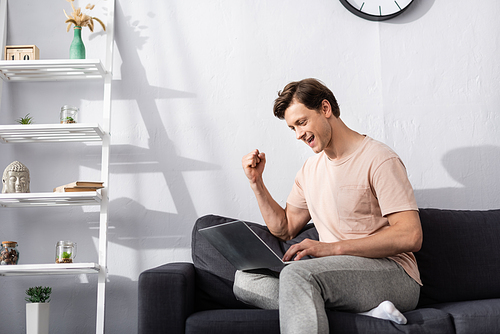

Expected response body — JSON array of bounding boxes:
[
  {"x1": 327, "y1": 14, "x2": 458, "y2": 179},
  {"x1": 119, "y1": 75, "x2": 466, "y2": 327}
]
[{"x1": 339, "y1": 0, "x2": 414, "y2": 21}]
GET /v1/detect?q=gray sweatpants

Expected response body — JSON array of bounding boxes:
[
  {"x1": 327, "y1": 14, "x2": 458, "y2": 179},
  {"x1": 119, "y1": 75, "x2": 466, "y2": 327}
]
[{"x1": 233, "y1": 255, "x2": 420, "y2": 334}]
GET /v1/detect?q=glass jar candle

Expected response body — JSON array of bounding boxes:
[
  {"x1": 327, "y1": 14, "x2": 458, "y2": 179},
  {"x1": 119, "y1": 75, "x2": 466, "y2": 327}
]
[
  {"x1": 55, "y1": 241, "x2": 77, "y2": 263},
  {"x1": 60, "y1": 105, "x2": 78, "y2": 124},
  {"x1": 1, "y1": 241, "x2": 19, "y2": 265}
]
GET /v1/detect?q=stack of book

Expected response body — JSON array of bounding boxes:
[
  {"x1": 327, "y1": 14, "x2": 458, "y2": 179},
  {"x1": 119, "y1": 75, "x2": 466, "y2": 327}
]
[{"x1": 53, "y1": 181, "x2": 104, "y2": 193}]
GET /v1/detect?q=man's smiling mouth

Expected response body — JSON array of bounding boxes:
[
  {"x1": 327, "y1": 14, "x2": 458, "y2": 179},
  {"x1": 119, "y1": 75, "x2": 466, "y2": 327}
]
[{"x1": 306, "y1": 135, "x2": 315, "y2": 146}]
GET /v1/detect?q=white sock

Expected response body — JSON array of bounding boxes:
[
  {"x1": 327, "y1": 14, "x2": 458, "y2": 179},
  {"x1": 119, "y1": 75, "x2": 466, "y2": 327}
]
[{"x1": 359, "y1": 300, "x2": 407, "y2": 325}]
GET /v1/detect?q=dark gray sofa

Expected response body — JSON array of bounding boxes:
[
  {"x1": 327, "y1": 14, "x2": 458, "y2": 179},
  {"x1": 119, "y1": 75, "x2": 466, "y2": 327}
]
[{"x1": 138, "y1": 208, "x2": 500, "y2": 333}]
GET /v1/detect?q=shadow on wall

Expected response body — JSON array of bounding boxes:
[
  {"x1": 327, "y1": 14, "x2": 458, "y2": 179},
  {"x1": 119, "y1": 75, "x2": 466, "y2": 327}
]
[
  {"x1": 414, "y1": 145, "x2": 500, "y2": 210},
  {"x1": 63, "y1": 3, "x2": 224, "y2": 332},
  {"x1": 385, "y1": 0, "x2": 435, "y2": 24},
  {"x1": 102, "y1": 1, "x2": 221, "y2": 249}
]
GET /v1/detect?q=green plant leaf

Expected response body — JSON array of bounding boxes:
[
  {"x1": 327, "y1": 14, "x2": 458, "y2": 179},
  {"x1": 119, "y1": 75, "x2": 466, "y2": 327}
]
[
  {"x1": 25, "y1": 286, "x2": 52, "y2": 303},
  {"x1": 15, "y1": 113, "x2": 34, "y2": 125}
]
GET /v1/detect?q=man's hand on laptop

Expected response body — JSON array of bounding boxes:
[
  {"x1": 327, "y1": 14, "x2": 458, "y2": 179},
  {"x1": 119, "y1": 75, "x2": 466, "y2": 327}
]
[{"x1": 283, "y1": 239, "x2": 337, "y2": 261}]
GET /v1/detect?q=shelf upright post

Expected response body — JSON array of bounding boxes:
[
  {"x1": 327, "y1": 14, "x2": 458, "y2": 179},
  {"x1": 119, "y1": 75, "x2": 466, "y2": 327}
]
[
  {"x1": 0, "y1": 0, "x2": 7, "y2": 106},
  {"x1": 96, "y1": 0, "x2": 115, "y2": 333}
]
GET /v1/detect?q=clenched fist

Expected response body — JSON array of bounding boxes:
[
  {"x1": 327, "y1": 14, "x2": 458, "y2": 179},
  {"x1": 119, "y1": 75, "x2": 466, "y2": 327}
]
[{"x1": 242, "y1": 149, "x2": 266, "y2": 184}]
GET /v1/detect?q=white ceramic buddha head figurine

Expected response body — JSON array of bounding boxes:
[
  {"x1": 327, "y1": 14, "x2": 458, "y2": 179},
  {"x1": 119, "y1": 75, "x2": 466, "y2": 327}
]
[{"x1": 2, "y1": 161, "x2": 30, "y2": 193}]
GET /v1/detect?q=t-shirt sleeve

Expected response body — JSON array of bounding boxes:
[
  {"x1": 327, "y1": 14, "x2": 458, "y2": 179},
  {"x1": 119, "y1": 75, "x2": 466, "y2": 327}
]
[
  {"x1": 371, "y1": 157, "x2": 418, "y2": 216},
  {"x1": 286, "y1": 168, "x2": 309, "y2": 210}
]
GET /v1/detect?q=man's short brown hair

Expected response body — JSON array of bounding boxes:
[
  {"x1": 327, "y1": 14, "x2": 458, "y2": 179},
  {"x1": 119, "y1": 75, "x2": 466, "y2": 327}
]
[{"x1": 273, "y1": 78, "x2": 340, "y2": 119}]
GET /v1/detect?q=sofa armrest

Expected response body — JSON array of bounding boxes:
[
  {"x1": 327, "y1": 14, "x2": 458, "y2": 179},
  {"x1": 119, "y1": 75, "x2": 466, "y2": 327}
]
[{"x1": 138, "y1": 262, "x2": 195, "y2": 334}]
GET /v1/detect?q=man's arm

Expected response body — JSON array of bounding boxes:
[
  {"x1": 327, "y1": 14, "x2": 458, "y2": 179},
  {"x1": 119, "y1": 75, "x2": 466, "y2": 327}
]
[
  {"x1": 283, "y1": 210, "x2": 422, "y2": 261},
  {"x1": 242, "y1": 149, "x2": 311, "y2": 241}
]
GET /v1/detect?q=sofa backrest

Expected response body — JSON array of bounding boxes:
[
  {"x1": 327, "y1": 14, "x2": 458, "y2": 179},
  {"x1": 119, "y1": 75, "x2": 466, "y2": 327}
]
[{"x1": 415, "y1": 208, "x2": 500, "y2": 306}]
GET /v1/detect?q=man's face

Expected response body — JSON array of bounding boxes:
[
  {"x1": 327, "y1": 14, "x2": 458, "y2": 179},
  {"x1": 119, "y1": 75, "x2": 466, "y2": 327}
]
[
  {"x1": 3, "y1": 171, "x2": 29, "y2": 193},
  {"x1": 284, "y1": 101, "x2": 332, "y2": 154}
]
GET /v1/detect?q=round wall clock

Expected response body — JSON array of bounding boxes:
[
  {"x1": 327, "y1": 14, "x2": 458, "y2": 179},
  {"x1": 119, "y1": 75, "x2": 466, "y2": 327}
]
[{"x1": 339, "y1": 0, "x2": 414, "y2": 21}]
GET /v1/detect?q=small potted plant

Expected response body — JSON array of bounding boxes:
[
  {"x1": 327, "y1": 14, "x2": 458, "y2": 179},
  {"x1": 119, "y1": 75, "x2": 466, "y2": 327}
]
[
  {"x1": 25, "y1": 286, "x2": 52, "y2": 334},
  {"x1": 63, "y1": 116, "x2": 76, "y2": 123},
  {"x1": 15, "y1": 113, "x2": 34, "y2": 124},
  {"x1": 55, "y1": 240, "x2": 76, "y2": 263},
  {"x1": 60, "y1": 105, "x2": 78, "y2": 124},
  {"x1": 56, "y1": 250, "x2": 73, "y2": 263}
]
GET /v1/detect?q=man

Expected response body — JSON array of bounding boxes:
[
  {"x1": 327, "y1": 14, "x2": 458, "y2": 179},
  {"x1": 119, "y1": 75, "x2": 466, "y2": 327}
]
[{"x1": 235, "y1": 78, "x2": 422, "y2": 333}]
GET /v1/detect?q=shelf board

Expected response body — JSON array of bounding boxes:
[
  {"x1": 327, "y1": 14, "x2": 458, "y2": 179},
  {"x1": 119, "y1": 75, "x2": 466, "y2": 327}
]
[
  {"x1": 0, "y1": 59, "x2": 109, "y2": 81},
  {"x1": 0, "y1": 263, "x2": 101, "y2": 276},
  {"x1": 0, "y1": 191, "x2": 102, "y2": 207},
  {"x1": 0, "y1": 123, "x2": 106, "y2": 143}
]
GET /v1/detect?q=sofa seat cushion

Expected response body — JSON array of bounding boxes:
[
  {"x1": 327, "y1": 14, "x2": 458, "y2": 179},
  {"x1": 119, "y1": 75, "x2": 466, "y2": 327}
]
[
  {"x1": 185, "y1": 308, "x2": 454, "y2": 334},
  {"x1": 431, "y1": 299, "x2": 500, "y2": 334},
  {"x1": 327, "y1": 308, "x2": 454, "y2": 334},
  {"x1": 186, "y1": 309, "x2": 280, "y2": 334}
]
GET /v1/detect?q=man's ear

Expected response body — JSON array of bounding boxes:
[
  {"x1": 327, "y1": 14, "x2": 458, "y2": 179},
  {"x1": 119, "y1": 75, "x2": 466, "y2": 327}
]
[{"x1": 321, "y1": 99, "x2": 332, "y2": 118}]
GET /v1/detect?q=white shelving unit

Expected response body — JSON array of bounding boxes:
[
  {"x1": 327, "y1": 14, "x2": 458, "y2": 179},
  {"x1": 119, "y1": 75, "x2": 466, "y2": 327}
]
[
  {"x1": 0, "y1": 263, "x2": 101, "y2": 276},
  {"x1": 0, "y1": 0, "x2": 115, "y2": 333},
  {"x1": 0, "y1": 191, "x2": 102, "y2": 207},
  {"x1": 0, "y1": 123, "x2": 106, "y2": 143},
  {"x1": 0, "y1": 59, "x2": 108, "y2": 81}
]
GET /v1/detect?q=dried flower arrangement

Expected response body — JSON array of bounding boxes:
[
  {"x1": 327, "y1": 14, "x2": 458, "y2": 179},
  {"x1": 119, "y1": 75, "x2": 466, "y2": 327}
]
[{"x1": 64, "y1": 0, "x2": 106, "y2": 32}]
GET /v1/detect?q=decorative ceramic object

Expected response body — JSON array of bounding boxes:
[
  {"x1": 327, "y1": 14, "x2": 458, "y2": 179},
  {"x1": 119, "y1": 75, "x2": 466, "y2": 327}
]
[
  {"x1": 2, "y1": 161, "x2": 30, "y2": 193},
  {"x1": 64, "y1": 0, "x2": 106, "y2": 59},
  {"x1": 69, "y1": 26, "x2": 85, "y2": 59},
  {"x1": 26, "y1": 303, "x2": 50, "y2": 334}
]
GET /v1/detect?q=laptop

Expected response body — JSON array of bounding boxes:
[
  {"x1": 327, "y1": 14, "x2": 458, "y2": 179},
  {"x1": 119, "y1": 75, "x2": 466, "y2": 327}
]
[{"x1": 199, "y1": 220, "x2": 293, "y2": 271}]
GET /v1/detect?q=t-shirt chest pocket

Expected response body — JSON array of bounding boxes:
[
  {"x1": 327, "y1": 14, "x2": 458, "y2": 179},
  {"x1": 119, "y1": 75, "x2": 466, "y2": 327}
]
[{"x1": 337, "y1": 185, "x2": 374, "y2": 232}]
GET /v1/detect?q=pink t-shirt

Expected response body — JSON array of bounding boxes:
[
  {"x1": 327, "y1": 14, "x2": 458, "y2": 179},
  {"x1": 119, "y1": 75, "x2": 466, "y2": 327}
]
[{"x1": 286, "y1": 136, "x2": 421, "y2": 285}]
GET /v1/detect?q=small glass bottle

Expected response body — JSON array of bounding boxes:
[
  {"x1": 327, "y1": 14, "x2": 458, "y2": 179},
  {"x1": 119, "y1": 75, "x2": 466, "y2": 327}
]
[
  {"x1": 55, "y1": 241, "x2": 77, "y2": 263},
  {"x1": 60, "y1": 105, "x2": 79, "y2": 124},
  {"x1": 1, "y1": 241, "x2": 19, "y2": 265}
]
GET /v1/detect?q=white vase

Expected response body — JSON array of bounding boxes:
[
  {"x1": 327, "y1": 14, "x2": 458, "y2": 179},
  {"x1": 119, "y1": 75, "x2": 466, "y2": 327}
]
[{"x1": 26, "y1": 303, "x2": 50, "y2": 334}]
